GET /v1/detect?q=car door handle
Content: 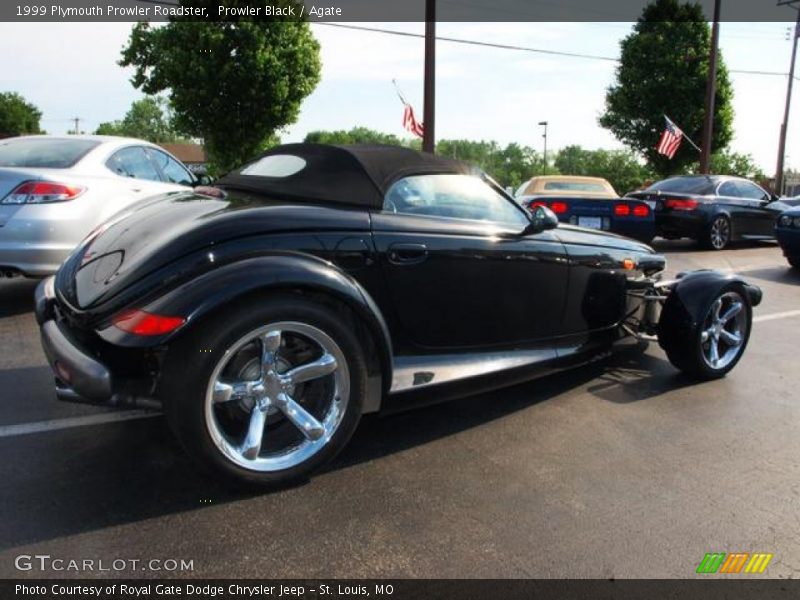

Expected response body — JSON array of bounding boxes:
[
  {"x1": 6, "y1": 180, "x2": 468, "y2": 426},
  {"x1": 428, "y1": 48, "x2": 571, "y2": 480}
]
[{"x1": 388, "y1": 243, "x2": 428, "y2": 265}]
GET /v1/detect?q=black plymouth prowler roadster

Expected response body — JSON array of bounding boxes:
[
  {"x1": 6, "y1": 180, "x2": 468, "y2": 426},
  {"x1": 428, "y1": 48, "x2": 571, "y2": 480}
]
[{"x1": 35, "y1": 144, "x2": 763, "y2": 486}]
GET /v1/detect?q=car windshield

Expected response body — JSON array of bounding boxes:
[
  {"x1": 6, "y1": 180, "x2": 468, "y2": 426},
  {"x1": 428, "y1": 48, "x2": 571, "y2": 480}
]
[
  {"x1": 647, "y1": 177, "x2": 716, "y2": 195},
  {"x1": 0, "y1": 138, "x2": 100, "y2": 168},
  {"x1": 543, "y1": 181, "x2": 608, "y2": 193}
]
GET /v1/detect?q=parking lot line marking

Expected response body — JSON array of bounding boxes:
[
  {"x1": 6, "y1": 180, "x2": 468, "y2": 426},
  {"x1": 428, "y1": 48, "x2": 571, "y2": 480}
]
[
  {"x1": 754, "y1": 310, "x2": 800, "y2": 323},
  {"x1": 0, "y1": 410, "x2": 160, "y2": 438}
]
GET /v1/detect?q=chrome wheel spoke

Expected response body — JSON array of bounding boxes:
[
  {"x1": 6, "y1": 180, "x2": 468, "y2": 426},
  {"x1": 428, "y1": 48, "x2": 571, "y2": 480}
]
[
  {"x1": 285, "y1": 353, "x2": 337, "y2": 385},
  {"x1": 712, "y1": 298, "x2": 723, "y2": 321},
  {"x1": 238, "y1": 400, "x2": 269, "y2": 460},
  {"x1": 720, "y1": 329, "x2": 742, "y2": 347},
  {"x1": 260, "y1": 330, "x2": 282, "y2": 373},
  {"x1": 274, "y1": 392, "x2": 325, "y2": 441},
  {"x1": 720, "y1": 302, "x2": 742, "y2": 324},
  {"x1": 213, "y1": 380, "x2": 258, "y2": 403},
  {"x1": 709, "y1": 339, "x2": 720, "y2": 366}
]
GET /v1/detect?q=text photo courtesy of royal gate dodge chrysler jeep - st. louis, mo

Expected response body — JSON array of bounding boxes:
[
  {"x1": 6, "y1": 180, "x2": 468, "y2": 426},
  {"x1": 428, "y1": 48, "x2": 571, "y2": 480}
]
[{"x1": 1, "y1": 0, "x2": 800, "y2": 597}]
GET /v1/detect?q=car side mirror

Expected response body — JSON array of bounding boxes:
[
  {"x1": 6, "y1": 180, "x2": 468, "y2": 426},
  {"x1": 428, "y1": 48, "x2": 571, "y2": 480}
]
[{"x1": 527, "y1": 205, "x2": 559, "y2": 233}]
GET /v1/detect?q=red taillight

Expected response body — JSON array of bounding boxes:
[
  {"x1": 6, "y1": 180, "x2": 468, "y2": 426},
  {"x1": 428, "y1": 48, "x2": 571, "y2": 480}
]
[
  {"x1": 614, "y1": 203, "x2": 631, "y2": 216},
  {"x1": 549, "y1": 201, "x2": 568, "y2": 214},
  {"x1": 2, "y1": 181, "x2": 86, "y2": 205},
  {"x1": 527, "y1": 200, "x2": 547, "y2": 210},
  {"x1": 665, "y1": 198, "x2": 699, "y2": 211},
  {"x1": 112, "y1": 309, "x2": 185, "y2": 336},
  {"x1": 633, "y1": 204, "x2": 649, "y2": 217}
]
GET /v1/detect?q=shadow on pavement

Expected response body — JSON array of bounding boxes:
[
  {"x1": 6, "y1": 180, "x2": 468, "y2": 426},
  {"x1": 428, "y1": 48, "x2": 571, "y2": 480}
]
[
  {"x1": 0, "y1": 346, "x2": 689, "y2": 551},
  {"x1": 737, "y1": 265, "x2": 800, "y2": 285},
  {"x1": 0, "y1": 278, "x2": 39, "y2": 318}
]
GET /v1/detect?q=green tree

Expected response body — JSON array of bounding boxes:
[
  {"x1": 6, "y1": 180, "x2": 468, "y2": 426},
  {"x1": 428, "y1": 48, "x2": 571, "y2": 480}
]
[
  {"x1": 304, "y1": 127, "x2": 404, "y2": 146},
  {"x1": 120, "y1": 3, "x2": 321, "y2": 173},
  {"x1": 95, "y1": 97, "x2": 182, "y2": 142},
  {"x1": 599, "y1": 0, "x2": 734, "y2": 177},
  {"x1": 706, "y1": 151, "x2": 765, "y2": 181},
  {"x1": 0, "y1": 92, "x2": 43, "y2": 136},
  {"x1": 555, "y1": 145, "x2": 655, "y2": 194}
]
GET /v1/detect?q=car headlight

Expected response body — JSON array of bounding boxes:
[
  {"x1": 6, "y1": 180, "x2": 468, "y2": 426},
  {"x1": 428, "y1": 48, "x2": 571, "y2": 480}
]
[
  {"x1": 794, "y1": 216, "x2": 800, "y2": 228},
  {"x1": 779, "y1": 215, "x2": 792, "y2": 227}
]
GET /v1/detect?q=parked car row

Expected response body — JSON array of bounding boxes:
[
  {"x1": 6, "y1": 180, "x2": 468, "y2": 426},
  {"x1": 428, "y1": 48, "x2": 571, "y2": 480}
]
[{"x1": 513, "y1": 174, "x2": 800, "y2": 268}]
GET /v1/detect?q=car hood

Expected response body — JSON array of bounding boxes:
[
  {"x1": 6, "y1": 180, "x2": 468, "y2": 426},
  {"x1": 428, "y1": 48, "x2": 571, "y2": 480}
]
[
  {"x1": 554, "y1": 223, "x2": 655, "y2": 254},
  {"x1": 56, "y1": 189, "x2": 369, "y2": 310}
]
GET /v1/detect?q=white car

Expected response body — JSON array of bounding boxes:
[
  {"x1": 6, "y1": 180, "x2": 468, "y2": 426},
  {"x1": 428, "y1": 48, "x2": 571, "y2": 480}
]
[{"x1": 0, "y1": 135, "x2": 197, "y2": 277}]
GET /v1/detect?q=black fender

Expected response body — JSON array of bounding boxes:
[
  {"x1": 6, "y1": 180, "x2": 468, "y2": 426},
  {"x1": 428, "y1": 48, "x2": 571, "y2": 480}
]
[
  {"x1": 97, "y1": 253, "x2": 394, "y2": 396},
  {"x1": 657, "y1": 270, "x2": 762, "y2": 353}
]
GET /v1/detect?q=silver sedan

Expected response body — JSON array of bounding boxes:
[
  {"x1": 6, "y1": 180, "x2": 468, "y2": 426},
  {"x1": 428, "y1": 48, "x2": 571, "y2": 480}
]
[{"x1": 0, "y1": 135, "x2": 196, "y2": 277}]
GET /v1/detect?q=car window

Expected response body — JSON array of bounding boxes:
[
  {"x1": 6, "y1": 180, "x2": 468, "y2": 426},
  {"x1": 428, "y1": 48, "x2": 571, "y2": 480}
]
[
  {"x1": 718, "y1": 181, "x2": 739, "y2": 197},
  {"x1": 735, "y1": 181, "x2": 769, "y2": 201},
  {"x1": 0, "y1": 138, "x2": 100, "y2": 168},
  {"x1": 543, "y1": 181, "x2": 608, "y2": 193},
  {"x1": 648, "y1": 177, "x2": 716, "y2": 195},
  {"x1": 106, "y1": 147, "x2": 162, "y2": 182},
  {"x1": 146, "y1": 148, "x2": 195, "y2": 185},
  {"x1": 384, "y1": 174, "x2": 530, "y2": 228}
]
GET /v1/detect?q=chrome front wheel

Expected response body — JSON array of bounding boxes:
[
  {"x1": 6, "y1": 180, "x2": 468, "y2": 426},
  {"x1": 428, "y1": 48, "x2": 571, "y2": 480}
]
[
  {"x1": 699, "y1": 291, "x2": 748, "y2": 371},
  {"x1": 205, "y1": 322, "x2": 350, "y2": 473}
]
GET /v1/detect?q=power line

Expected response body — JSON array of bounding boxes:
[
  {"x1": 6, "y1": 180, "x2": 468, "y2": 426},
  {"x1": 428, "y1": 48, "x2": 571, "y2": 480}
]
[
  {"x1": 315, "y1": 22, "x2": 619, "y2": 62},
  {"x1": 316, "y1": 22, "x2": 795, "y2": 78}
]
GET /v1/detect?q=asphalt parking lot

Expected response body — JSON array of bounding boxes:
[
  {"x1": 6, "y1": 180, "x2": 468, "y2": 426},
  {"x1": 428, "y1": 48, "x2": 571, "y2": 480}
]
[{"x1": 1, "y1": 240, "x2": 799, "y2": 579}]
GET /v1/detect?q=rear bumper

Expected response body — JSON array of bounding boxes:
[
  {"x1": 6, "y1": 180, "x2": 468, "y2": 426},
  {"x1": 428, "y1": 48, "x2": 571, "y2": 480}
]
[
  {"x1": 35, "y1": 277, "x2": 158, "y2": 408},
  {"x1": 655, "y1": 211, "x2": 706, "y2": 239},
  {"x1": 36, "y1": 277, "x2": 112, "y2": 402}
]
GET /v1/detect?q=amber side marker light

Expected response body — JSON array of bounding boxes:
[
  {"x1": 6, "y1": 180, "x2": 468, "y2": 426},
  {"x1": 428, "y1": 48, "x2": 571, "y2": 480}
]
[
  {"x1": 112, "y1": 309, "x2": 186, "y2": 336},
  {"x1": 623, "y1": 258, "x2": 636, "y2": 270}
]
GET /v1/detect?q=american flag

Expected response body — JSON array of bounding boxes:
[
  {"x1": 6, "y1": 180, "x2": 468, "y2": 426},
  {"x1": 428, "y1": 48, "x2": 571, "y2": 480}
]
[
  {"x1": 402, "y1": 104, "x2": 424, "y2": 138},
  {"x1": 656, "y1": 116, "x2": 683, "y2": 159}
]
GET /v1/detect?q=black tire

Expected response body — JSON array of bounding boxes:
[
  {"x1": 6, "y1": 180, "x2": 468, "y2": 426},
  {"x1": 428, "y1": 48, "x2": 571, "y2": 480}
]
[
  {"x1": 159, "y1": 295, "x2": 367, "y2": 488},
  {"x1": 660, "y1": 283, "x2": 752, "y2": 380},
  {"x1": 701, "y1": 214, "x2": 732, "y2": 250},
  {"x1": 788, "y1": 256, "x2": 800, "y2": 270}
]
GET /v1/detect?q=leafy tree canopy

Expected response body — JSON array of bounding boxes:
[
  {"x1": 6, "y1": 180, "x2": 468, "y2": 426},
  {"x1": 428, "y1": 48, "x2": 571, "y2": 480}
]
[
  {"x1": 304, "y1": 127, "x2": 404, "y2": 146},
  {"x1": 120, "y1": 3, "x2": 321, "y2": 173},
  {"x1": 555, "y1": 145, "x2": 655, "y2": 195},
  {"x1": 0, "y1": 92, "x2": 43, "y2": 137},
  {"x1": 95, "y1": 97, "x2": 185, "y2": 142},
  {"x1": 599, "y1": 0, "x2": 734, "y2": 177}
]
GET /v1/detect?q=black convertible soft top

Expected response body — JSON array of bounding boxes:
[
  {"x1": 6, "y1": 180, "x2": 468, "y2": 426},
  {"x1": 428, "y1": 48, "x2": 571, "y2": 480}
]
[{"x1": 217, "y1": 143, "x2": 473, "y2": 208}]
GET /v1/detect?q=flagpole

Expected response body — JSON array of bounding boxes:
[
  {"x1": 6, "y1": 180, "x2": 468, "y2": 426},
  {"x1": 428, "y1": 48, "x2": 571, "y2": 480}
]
[{"x1": 422, "y1": 0, "x2": 436, "y2": 153}]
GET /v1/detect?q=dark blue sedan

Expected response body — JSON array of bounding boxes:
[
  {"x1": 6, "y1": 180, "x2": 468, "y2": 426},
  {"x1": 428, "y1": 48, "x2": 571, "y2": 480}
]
[{"x1": 777, "y1": 208, "x2": 800, "y2": 269}]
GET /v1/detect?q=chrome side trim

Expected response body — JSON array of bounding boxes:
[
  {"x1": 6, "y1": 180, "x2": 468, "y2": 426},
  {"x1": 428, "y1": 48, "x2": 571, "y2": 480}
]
[{"x1": 389, "y1": 348, "x2": 556, "y2": 394}]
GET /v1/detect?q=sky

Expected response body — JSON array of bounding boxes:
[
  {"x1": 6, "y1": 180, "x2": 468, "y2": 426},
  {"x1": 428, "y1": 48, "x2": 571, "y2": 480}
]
[{"x1": 0, "y1": 20, "x2": 796, "y2": 173}]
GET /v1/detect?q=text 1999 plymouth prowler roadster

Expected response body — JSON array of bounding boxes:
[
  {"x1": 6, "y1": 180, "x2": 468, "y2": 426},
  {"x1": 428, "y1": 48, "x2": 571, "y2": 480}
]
[{"x1": 35, "y1": 144, "x2": 762, "y2": 486}]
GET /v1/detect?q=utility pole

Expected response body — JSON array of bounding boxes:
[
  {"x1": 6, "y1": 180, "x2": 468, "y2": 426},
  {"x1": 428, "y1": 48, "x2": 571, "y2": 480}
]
[
  {"x1": 71, "y1": 117, "x2": 81, "y2": 135},
  {"x1": 776, "y1": 3, "x2": 800, "y2": 194},
  {"x1": 422, "y1": 0, "x2": 436, "y2": 153},
  {"x1": 699, "y1": 0, "x2": 721, "y2": 174},
  {"x1": 539, "y1": 121, "x2": 548, "y2": 175}
]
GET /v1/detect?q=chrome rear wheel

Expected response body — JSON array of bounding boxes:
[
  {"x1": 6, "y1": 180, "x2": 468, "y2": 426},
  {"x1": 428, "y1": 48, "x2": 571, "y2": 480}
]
[{"x1": 205, "y1": 321, "x2": 350, "y2": 473}]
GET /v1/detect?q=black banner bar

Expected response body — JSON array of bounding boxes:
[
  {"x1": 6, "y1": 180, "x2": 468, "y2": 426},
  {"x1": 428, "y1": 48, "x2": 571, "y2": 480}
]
[{"x1": 3, "y1": 579, "x2": 800, "y2": 600}]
